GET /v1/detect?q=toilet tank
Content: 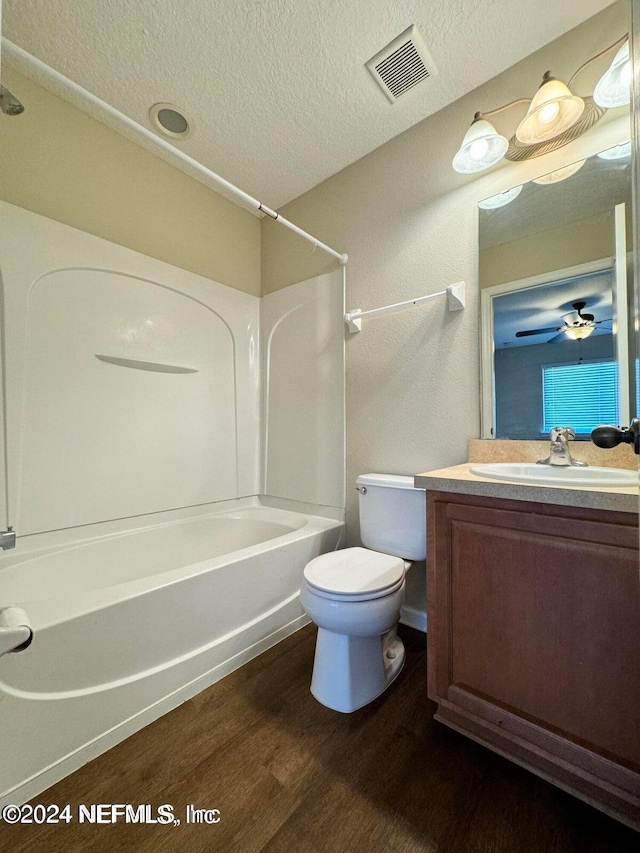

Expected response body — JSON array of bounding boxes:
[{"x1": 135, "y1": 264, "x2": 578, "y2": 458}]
[{"x1": 357, "y1": 473, "x2": 426, "y2": 561}]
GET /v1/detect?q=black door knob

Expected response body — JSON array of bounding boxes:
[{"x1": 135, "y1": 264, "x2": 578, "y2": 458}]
[{"x1": 591, "y1": 419, "x2": 640, "y2": 455}]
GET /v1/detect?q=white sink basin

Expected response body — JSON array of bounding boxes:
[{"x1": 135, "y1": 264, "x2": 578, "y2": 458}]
[{"x1": 469, "y1": 462, "x2": 637, "y2": 487}]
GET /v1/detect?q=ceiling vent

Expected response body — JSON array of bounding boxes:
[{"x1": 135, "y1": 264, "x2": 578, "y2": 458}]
[{"x1": 366, "y1": 25, "x2": 437, "y2": 103}]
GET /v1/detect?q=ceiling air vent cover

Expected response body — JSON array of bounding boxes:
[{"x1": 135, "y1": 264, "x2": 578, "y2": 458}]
[{"x1": 366, "y1": 25, "x2": 438, "y2": 103}]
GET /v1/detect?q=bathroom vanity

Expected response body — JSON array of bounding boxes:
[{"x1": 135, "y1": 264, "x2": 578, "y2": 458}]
[{"x1": 415, "y1": 463, "x2": 640, "y2": 829}]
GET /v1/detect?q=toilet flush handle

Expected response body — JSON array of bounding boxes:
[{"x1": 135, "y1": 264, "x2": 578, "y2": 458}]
[{"x1": 355, "y1": 485, "x2": 367, "y2": 494}]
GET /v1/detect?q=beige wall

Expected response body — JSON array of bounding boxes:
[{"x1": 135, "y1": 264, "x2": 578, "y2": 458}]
[
  {"x1": 0, "y1": 68, "x2": 261, "y2": 296},
  {"x1": 260, "y1": 2, "x2": 629, "y2": 614},
  {"x1": 479, "y1": 210, "x2": 615, "y2": 288}
]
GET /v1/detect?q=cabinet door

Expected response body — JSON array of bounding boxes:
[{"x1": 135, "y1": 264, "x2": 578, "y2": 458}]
[{"x1": 427, "y1": 492, "x2": 640, "y2": 822}]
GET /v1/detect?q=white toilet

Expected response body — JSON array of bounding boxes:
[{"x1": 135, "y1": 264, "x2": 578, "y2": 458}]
[{"x1": 300, "y1": 473, "x2": 426, "y2": 713}]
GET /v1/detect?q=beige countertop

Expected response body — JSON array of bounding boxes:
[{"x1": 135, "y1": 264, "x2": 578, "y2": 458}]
[
  {"x1": 415, "y1": 463, "x2": 639, "y2": 514},
  {"x1": 468, "y1": 439, "x2": 636, "y2": 469}
]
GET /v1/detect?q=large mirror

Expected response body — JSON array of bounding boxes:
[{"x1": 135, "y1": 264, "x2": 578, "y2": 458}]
[{"x1": 479, "y1": 146, "x2": 634, "y2": 439}]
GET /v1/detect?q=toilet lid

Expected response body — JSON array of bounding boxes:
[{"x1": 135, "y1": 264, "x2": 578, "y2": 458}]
[{"x1": 304, "y1": 547, "x2": 405, "y2": 596}]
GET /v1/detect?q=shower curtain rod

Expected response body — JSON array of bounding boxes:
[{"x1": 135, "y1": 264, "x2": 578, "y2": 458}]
[{"x1": 1, "y1": 38, "x2": 348, "y2": 267}]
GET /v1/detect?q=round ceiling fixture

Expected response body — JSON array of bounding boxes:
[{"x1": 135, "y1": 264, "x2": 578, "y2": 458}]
[{"x1": 149, "y1": 103, "x2": 193, "y2": 140}]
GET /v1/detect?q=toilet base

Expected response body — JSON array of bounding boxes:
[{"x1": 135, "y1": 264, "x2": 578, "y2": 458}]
[{"x1": 310, "y1": 627, "x2": 405, "y2": 713}]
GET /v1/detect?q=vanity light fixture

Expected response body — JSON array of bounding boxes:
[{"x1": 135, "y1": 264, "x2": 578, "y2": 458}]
[
  {"x1": 532, "y1": 159, "x2": 586, "y2": 185},
  {"x1": 593, "y1": 41, "x2": 631, "y2": 108},
  {"x1": 516, "y1": 73, "x2": 584, "y2": 145},
  {"x1": 452, "y1": 36, "x2": 629, "y2": 174},
  {"x1": 597, "y1": 139, "x2": 631, "y2": 159},
  {"x1": 451, "y1": 114, "x2": 509, "y2": 174}
]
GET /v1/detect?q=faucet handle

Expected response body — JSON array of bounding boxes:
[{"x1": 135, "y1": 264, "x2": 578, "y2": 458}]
[
  {"x1": 550, "y1": 426, "x2": 575, "y2": 441},
  {"x1": 591, "y1": 420, "x2": 640, "y2": 454}
]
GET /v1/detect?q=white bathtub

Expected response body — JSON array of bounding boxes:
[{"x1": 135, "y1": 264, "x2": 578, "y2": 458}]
[{"x1": 0, "y1": 499, "x2": 343, "y2": 804}]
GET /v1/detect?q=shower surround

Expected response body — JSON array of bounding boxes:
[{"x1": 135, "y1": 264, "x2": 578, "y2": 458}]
[{"x1": 0, "y1": 201, "x2": 345, "y2": 804}]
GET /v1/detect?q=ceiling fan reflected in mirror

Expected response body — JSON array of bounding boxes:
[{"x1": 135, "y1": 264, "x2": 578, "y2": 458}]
[{"x1": 515, "y1": 301, "x2": 612, "y2": 342}]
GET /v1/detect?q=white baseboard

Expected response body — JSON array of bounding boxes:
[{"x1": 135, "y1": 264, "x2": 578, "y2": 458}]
[{"x1": 400, "y1": 605, "x2": 427, "y2": 633}]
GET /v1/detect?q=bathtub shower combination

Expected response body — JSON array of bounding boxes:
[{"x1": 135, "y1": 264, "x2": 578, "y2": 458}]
[{"x1": 0, "y1": 202, "x2": 345, "y2": 805}]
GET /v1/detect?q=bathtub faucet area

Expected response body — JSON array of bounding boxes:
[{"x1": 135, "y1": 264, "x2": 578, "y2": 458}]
[
  {"x1": 0, "y1": 527, "x2": 16, "y2": 550},
  {"x1": 0, "y1": 606, "x2": 33, "y2": 657}
]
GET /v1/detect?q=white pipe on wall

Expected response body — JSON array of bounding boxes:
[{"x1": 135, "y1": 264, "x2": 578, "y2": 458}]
[{"x1": 1, "y1": 38, "x2": 348, "y2": 267}]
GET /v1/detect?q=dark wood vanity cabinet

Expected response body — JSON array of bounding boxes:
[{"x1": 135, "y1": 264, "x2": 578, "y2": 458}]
[{"x1": 426, "y1": 490, "x2": 640, "y2": 828}]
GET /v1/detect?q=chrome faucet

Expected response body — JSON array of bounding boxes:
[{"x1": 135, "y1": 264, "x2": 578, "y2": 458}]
[{"x1": 537, "y1": 427, "x2": 588, "y2": 467}]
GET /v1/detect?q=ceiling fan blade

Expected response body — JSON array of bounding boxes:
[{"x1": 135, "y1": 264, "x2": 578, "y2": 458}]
[
  {"x1": 547, "y1": 332, "x2": 567, "y2": 343},
  {"x1": 515, "y1": 326, "x2": 561, "y2": 337}
]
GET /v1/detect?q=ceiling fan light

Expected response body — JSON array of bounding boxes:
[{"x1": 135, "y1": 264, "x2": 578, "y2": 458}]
[
  {"x1": 594, "y1": 40, "x2": 631, "y2": 108},
  {"x1": 452, "y1": 117, "x2": 509, "y2": 174},
  {"x1": 564, "y1": 324, "x2": 595, "y2": 340},
  {"x1": 516, "y1": 73, "x2": 584, "y2": 144}
]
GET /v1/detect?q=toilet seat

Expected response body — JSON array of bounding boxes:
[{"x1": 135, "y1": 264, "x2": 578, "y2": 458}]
[{"x1": 303, "y1": 547, "x2": 405, "y2": 601}]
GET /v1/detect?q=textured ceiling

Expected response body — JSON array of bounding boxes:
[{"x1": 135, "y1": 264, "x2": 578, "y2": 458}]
[{"x1": 2, "y1": 0, "x2": 617, "y2": 209}]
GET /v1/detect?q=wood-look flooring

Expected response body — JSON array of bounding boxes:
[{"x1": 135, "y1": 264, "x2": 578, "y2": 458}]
[{"x1": 2, "y1": 624, "x2": 639, "y2": 853}]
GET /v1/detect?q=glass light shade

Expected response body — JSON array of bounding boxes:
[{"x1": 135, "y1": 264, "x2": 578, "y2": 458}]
[
  {"x1": 597, "y1": 140, "x2": 631, "y2": 160},
  {"x1": 564, "y1": 324, "x2": 595, "y2": 340},
  {"x1": 516, "y1": 74, "x2": 584, "y2": 145},
  {"x1": 532, "y1": 159, "x2": 586, "y2": 185},
  {"x1": 593, "y1": 41, "x2": 631, "y2": 108},
  {"x1": 452, "y1": 118, "x2": 509, "y2": 174},
  {"x1": 477, "y1": 185, "x2": 523, "y2": 209}
]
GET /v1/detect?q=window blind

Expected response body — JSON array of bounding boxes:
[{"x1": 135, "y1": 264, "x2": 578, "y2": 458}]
[{"x1": 542, "y1": 361, "x2": 618, "y2": 434}]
